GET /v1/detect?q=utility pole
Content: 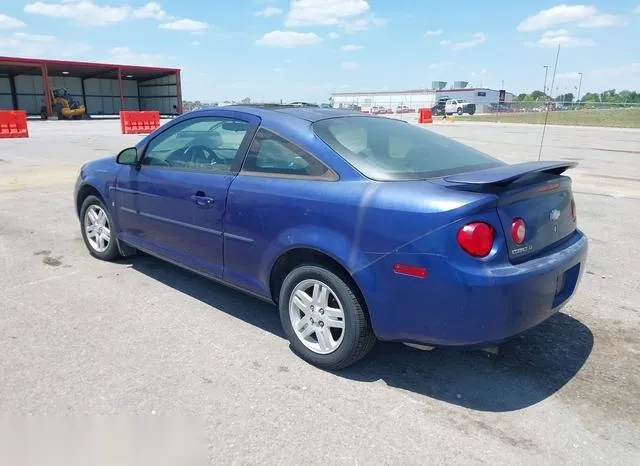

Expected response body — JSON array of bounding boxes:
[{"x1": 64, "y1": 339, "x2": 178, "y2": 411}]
[
  {"x1": 543, "y1": 65, "x2": 549, "y2": 95},
  {"x1": 576, "y1": 72, "x2": 583, "y2": 103}
]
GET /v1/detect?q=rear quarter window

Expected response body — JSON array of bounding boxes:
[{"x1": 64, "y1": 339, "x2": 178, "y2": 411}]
[{"x1": 312, "y1": 116, "x2": 502, "y2": 181}]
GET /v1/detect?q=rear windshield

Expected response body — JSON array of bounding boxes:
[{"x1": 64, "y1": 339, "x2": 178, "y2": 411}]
[{"x1": 312, "y1": 116, "x2": 502, "y2": 181}]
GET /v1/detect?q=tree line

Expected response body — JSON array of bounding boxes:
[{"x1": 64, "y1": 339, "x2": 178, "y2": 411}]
[{"x1": 514, "y1": 89, "x2": 640, "y2": 103}]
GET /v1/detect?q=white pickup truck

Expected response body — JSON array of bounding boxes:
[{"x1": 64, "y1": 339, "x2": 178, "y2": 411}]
[{"x1": 444, "y1": 99, "x2": 476, "y2": 116}]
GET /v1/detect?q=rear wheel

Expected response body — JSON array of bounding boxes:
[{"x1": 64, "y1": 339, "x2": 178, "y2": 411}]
[
  {"x1": 457, "y1": 107, "x2": 463, "y2": 115},
  {"x1": 279, "y1": 265, "x2": 376, "y2": 370},
  {"x1": 79, "y1": 195, "x2": 120, "y2": 261}
]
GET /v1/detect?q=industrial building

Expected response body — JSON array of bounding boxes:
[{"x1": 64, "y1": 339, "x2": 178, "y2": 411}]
[
  {"x1": 0, "y1": 56, "x2": 182, "y2": 118},
  {"x1": 331, "y1": 81, "x2": 514, "y2": 114}
]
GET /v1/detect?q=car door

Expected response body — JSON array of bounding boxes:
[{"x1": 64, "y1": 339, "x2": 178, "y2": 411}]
[
  {"x1": 223, "y1": 127, "x2": 339, "y2": 296},
  {"x1": 114, "y1": 111, "x2": 258, "y2": 278},
  {"x1": 446, "y1": 100, "x2": 455, "y2": 113}
]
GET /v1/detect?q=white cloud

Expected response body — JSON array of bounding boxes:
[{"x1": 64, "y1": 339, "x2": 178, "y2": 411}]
[
  {"x1": 586, "y1": 63, "x2": 640, "y2": 91},
  {"x1": 341, "y1": 14, "x2": 385, "y2": 33},
  {"x1": 557, "y1": 71, "x2": 581, "y2": 79},
  {"x1": 341, "y1": 44, "x2": 363, "y2": 51},
  {"x1": 132, "y1": 2, "x2": 167, "y2": 20},
  {"x1": 255, "y1": 30, "x2": 322, "y2": 47},
  {"x1": 425, "y1": 29, "x2": 443, "y2": 36},
  {"x1": 109, "y1": 46, "x2": 165, "y2": 66},
  {"x1": 24, "y1": 1, "x2": 173, "y2": 26},
  {"x1": 327, "y1": 32, "x2": 339, "y2": 39},
  {"x1": 254, "y1": 7, "x2": 283, "y2": 17},
  {"x1": 286, "y1": 0, "x2": 369, "y2": 26},
  {"x1": 341, "y1": 61, "x2": 360, "y2": 70},
  {"x1": 525, "y1": 29, "x2": 596, "y2": 47},
  {"x1": 159, "y1": 18, "x2": 209, "y2": 32},
  {"x1": 24, "y1": 1, "x2": 130, "y2": 25},
  {"x1": 191, "y1": 40, "x2": 200, "y2": 46},
  {"x1": 517, "y1": 4, "x2": 624, "y2": 31},
  {"x1": 284, "y1": 0, "x2": 385, "y2": 33},
  {"x1": 0, "y1": 31, "x2": 89, "y2": 58},
  {"x1": 592, "y1": 62, "x2": 640, "y2": 78},
  {"x1": 635, "y1": 5, "x2": 640, "y2": 14},
  {"x1": 471, "y1": 69, "x2": 488, "y2": 78},
  {"x1": 440, "y1": 32, "x2": 486, "y2": 50},
  {"x1": 0, "y1": 14, "x2": 26, "y2": 29},
  {"x1": 273, "y1": 68, "x2": 283, "y2": 73},
  {"x1": 429, "y1": 61, "x2": 452, "y2": 69},
  {"x1": 12, "y1": 32, "x2": 55, "y2": 43}
]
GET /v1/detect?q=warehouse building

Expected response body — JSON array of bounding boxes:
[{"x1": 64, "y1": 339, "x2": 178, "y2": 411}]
[
  {"x1": 0, "y1": 56, "x2": 182, "y2": 118},
  {"x1": 331, "y1": 81, "x2": 513, "y2": 114}
]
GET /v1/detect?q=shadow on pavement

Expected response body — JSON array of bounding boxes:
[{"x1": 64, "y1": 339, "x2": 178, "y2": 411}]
[{"x1": 127, "y1": 252, "x2": 593, "y2": 412}]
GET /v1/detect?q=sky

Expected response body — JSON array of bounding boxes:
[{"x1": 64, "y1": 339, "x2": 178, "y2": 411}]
[{"x1": 1, "y1": 0, "x2": 639, "y2": 102}]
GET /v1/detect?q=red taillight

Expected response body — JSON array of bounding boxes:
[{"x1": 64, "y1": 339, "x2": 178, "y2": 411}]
[
  {"x1": 570, "y1": 198, "x2": 576, "y2": 222},
  {"x1": 511, "y1": 218, "x2": 526, "y2": 245},
  {"x1": 457, "y1": 222, "x2": 494, "y2": 257}
]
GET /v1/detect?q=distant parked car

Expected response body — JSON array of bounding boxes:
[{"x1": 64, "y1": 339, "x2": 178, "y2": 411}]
[
  {"x1": 432, "y1": 97, "x2": 449, "y2": 116},
  {"x1": 74, "y1": 105, "x2": 588, "y2": 370},
  {"x1": 488, "y1": 103, "x2": 511, "y2": 113},
  {"x1": 445, "y1": 99, "x2": 476, "y2": 115},
  {"x1": 395, "y1": 105, "x2": 416, "y2": 114},
  {"x1": 370, "y1": 106, "x2": 390, "y2": 115}
]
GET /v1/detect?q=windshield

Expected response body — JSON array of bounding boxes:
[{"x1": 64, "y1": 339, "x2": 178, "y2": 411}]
[{"x1": 312, "y1": 116, "x2": 503, "y2": 181}]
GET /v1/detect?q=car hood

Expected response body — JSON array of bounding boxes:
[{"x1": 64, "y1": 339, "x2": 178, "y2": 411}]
[{"x1": 81, "y1": 155, "x2": 117, "y2": 172}]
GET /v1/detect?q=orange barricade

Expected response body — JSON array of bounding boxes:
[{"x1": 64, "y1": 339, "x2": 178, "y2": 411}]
[
  {"x1": 120, "y1": 111, "x2": 160, "y2": 134},
  {"x1": 0, "y1": 110, "x2": 29, "y2": 139},
  {"x1": 418, "y1": 108, "x2": 433, "y2": 124}
]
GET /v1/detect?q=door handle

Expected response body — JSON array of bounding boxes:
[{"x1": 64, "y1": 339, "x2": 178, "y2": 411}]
[{"x1": 191, "y1": 192, "x2": 215, "y2": 207}]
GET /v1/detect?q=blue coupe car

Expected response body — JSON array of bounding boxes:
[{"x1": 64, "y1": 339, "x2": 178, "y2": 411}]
[{"x1": 74, "y1": 105, "x2": 588, "y2": 369}]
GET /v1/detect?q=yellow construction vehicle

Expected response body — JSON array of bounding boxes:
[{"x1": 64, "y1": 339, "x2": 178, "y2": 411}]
[{"x1": 40, "y1": 88, "x2": 87, "y2": 120}]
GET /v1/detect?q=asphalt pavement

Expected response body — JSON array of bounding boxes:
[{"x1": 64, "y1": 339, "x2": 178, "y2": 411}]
[{"x1": 1, "y1": 119, "x2": 638, "y2": 465}]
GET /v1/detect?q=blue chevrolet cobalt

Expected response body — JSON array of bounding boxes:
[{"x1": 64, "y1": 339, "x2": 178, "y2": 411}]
[{"x1": 74, "y1": 106, "x2": 588, "y2": 370}]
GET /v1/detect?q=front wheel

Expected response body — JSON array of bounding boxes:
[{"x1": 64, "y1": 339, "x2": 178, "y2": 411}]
[
  {"x1": 279, "y1": 265, "x2": 376, "y2": 370},
  {"x1": 79, "y1": 195, "x2": 120, "y2": 261}
]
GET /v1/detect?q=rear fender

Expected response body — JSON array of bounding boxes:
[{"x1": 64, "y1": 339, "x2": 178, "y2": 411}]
[{"x1": 260, "y1": 226, "x2": 375, "y2": 302}]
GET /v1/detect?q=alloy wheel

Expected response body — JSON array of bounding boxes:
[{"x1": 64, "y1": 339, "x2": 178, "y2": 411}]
[
  {"x1": 289, "y1": 279, "x2": 346, "y2": 354},
  {"x1": 84, "y1": 205, "x2": 111, "y2": 253}
]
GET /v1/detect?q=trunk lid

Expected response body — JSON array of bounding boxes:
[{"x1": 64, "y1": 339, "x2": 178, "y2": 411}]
[{"x1": 441, "y1": 161, "x2": 578, "y2": 263}]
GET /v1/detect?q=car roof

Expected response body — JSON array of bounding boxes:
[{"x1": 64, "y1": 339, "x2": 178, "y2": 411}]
[{"x1": 191, "y1": 105, "x2": 362, "y2": 123}]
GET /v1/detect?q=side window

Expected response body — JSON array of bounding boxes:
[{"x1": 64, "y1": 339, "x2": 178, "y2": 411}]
[
  {"x1": 141, "y1": 117, "x2": 249, "y2": 172},
  {"x1": 242, "y1": 128, "x2": 334, "y2": 179}
]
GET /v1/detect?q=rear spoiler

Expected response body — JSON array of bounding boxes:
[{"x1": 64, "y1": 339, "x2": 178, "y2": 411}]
[{"x1": 443, "y1": 161, "x2": 577, "y2": 186}]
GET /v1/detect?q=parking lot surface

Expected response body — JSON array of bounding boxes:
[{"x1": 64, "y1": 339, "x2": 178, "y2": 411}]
[{"x1": 1, "y1": 120, "x2": 639, "y2": 464}]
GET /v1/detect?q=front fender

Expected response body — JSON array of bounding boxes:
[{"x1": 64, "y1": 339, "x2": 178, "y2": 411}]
[{"x1": 74, "y1": 161, "x2": 119, "y2": 221}]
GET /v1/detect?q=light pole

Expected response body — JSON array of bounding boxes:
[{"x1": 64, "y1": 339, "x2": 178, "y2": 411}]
[
  {"x1": 576, "y1": 72, "x2": 583, "y2": 103},
  {"x1": 543, "y1": 65, "x2": 549, "y2": 95}
]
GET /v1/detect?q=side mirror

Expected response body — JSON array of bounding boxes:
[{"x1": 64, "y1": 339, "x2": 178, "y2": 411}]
[{"x1": 116, "y1": 147, "x2": 138, "y2": 166}]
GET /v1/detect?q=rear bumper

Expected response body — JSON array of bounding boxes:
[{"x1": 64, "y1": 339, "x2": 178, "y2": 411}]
[{"x1": 361, "y1": 230, "x2": 588, "y2": 347}]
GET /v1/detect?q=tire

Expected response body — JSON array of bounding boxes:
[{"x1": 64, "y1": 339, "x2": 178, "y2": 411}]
[
  {"x1": 79, "y1": 195, "x2": 120, "y2": 261},
  {"x1": 468, "y1": 109, "x2": 475, "y2": 115},
  {"x1": 457, "y1": 107, "x2": 463, "y2": 115},
  {"x1": 279, "y1": 265, "x2": 376, "y2": 370}
]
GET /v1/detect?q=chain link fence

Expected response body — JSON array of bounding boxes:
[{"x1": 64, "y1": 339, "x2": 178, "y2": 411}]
[{"x1": 330, "y1": 97, "x2": 640, "y2": 125}]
